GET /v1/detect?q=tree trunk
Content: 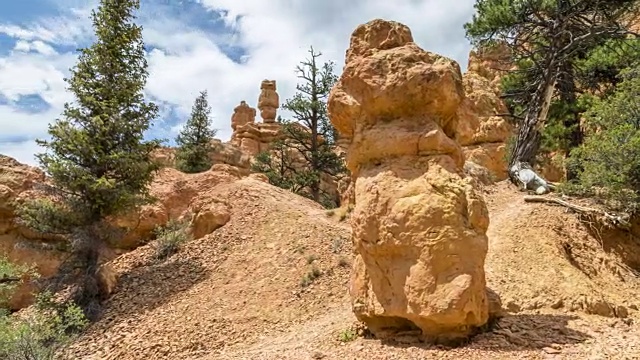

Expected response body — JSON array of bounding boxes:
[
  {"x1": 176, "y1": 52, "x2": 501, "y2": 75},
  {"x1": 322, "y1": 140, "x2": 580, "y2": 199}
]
[
  {"x1": 557, "y1": 63, "x2": 583, "y2": 180},
  {"x1": 508, "y1": 64, "x2": 558, "y2": 183}
]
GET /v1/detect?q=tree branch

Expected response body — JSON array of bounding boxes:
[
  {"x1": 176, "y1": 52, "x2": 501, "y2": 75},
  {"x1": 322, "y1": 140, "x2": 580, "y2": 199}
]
[{"x1": 523, "y1": 195, "x2": 630, "y2": 228}]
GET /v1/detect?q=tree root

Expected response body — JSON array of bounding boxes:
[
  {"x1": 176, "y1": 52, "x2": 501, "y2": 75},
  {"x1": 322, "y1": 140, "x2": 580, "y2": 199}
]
[{"x1": 523, "y1": 195, "x2": 631, "y2": 229}]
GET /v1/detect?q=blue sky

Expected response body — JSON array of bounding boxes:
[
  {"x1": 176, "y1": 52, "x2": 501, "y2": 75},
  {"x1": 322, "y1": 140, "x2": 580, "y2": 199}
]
[{"x1": 0, "y1": 0, "x2": 477, "y2": 165}]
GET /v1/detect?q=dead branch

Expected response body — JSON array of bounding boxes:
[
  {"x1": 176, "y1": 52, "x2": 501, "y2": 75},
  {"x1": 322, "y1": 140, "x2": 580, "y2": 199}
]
[
  {"x1": 0, "y1": 277, "x2": 22, "y2": 284},
  {"x1": 523, "y1": 195, "x2": 631, "y2": 228}
]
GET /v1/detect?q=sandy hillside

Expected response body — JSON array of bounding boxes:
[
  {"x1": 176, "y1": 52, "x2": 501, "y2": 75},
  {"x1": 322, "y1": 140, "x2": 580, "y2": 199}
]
[{"x1": 64, "y1": 179, "x2": 640, "y2": 360}]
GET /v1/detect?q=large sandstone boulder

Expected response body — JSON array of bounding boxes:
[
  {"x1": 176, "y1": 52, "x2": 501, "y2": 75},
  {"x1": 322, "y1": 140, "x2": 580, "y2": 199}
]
[{"x1": 328, "y1": 19, "x2": 494, "y2": 343}]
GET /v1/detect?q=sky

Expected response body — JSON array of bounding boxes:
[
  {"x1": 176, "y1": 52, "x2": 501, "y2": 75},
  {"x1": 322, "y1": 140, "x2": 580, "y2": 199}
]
[{"x1": 0, "y1": 0, "x2": 478, "y2": 166}]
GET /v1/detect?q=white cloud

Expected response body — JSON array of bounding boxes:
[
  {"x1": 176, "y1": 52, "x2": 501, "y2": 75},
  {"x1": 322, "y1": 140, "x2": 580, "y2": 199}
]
[
  {"x1": 13, "y1": 40, "x2": 58, "y2": 56},
  {"x1": 0, "y1": 0, "x2": 477, "y2": 166},
  {"x1": 0, "y1": 6, "x2": 94, "y2": 47}
]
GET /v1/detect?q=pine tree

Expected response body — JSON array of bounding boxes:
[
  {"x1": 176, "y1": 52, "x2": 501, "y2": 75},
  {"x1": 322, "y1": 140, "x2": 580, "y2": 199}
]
[
  {"x1": 17, "y1": 0, "x2": 160, "y2": 317},
  {"x1": 465, "y1": 0, "x2": 639, "y2": 182},
  {"x1": 175, "y1": 90, "x2": 217, "y2": 173},
  {"x1": 253, "y1": 47, "x2": 346, "y2": 208}
]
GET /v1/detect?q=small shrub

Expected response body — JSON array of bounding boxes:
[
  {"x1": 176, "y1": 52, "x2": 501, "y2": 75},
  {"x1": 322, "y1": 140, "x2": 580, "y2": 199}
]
[
  {"x1": 331, "y1": 238, "x2": 343, "y2": 254},
  {"x1": 300, "y1": 266, "x2": 321, "y2": 287},
  {"x1": 337, "y1": 257, "x2": 349, "y2": 268},
  {"x1": 306, "y1": 254, "x2": 318, "y2": 265},
  {"x1": 325, "y1": 209, "x2": 335, "y2": 217},
  {"x1": 338, "y1": 328, "x2": 358, "y2": 343},
  {"x1": 153, "y1": 218, "x2": 191, "y2": 261},
  {"x1": 0, "y1": 292, "x2": 88, "y2": 360}
]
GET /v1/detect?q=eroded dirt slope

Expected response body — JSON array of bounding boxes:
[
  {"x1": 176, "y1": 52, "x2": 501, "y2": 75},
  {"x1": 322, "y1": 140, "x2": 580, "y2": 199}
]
[
  {"x1": 63, "y1": 177, "x2": 352, "y2": 359},
  {"x1": 65, "y1": 180, "x2": 640, "y2": 360}
]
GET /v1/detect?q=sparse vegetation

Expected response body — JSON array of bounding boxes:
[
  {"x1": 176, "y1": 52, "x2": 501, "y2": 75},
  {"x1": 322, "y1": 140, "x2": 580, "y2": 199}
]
[
  {"x1": 0, "y1": 292, "x2": 88, "y2": 360},
  {"x1": 337, "y1": 256, "x2": 349, "y2": 268},
  {"x1": 331, "y1": 238, "x2": 343, "y2": 254},
  {"x1": 337, "y1": 327, "x2": 358, "y2": 343},
  {"x1": 306, "y1": 254, "x2": 318, "y2": 264},
  {"x1": 324, "y1": 205, "x2": 352, "y2": 222},
  {"x1": 153, "y1": 218, "x2": 192, "y2": 261},
  {"x1": 300, "y1": 266, "x2": 321, "y2": 287},
  {"x1": 175, "y1": 90, "x2": 218, "y2": 174}
]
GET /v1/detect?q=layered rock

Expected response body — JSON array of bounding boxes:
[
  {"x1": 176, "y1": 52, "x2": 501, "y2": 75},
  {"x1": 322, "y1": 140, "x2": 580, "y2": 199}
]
[
  {"x1": 328, "y1": 19, "x2": 494, "y2": 343},
  {"x1": 112, "y1": 165, "x2": 237, "y2": 248},
  {"x1": 457, "y1": 43, "x2": 514, "y2": 181},
  {"x1": 257, "y1": 80, "x2": 280, "y2": 123},
  {"x1": 230, "y1": 81, "x2": 283, "y2": 156},
  {"x1": 0, "y1": 155, "x2": 238, "y2": 310},
  {"x1": 153, "y1": 140, "x2": 252, "y2": 175},
  {"x1": 0, "y1": 156, "x2": 66, "y2": 310}
]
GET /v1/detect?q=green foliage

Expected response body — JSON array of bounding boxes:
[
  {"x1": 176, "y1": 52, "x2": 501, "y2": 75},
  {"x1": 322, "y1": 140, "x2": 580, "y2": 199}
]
[
  {"x1": 19, "y1": 0, "x2": 160, "y2": 232},
  {"x1": 0, "y1": 292, "x2": 88, "y2": 360},
  {"x1": 175, "y1": 90, "x2": 218, "y2": 174},
  {"x1": 0, "y1": 258, "x2": 39, "y2": 308},
  {"x1": 251, "y1": 142, "x2": 310, "y2": 193},
  {"x1": 567, "y1": 67, "x2": 640, "y2": 213},
  {"x1": 16, "y1": 0, "x2": 160, "y2": 317},
  {"x1": 575, "y1": 38, "x2": 640, "y2": 95},
  {"x1": 466, "y1": 0, "x2": 640, "y2": 167},
  {"x1": 337, "y1": 327, "x2": 358, "y2": 343},
  {"x1": 253, "y1": 46, "x2": 346, "y2": 207},
  {"x1": 153, "y1": 218, "x2": 192, "y2": 261}
]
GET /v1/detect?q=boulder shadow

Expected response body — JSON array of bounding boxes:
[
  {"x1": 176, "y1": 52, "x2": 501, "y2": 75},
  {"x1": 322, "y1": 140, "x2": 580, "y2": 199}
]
[{"x1": 378, "y1": 313, "x2": 591, "y2": 353}]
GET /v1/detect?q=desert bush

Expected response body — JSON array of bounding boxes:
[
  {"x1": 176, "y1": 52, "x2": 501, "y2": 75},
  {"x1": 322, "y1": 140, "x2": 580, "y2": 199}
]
[
  {"x1": 300, "y1": 266, "x2": 321, "y2": 287},
  {"x1": 337, "y1": 327, "x2": 358, "y2": 343},
  {"x1": 153, "y1": 218, "x2": 192, "y2": 261},
  {"x1": 566, "y1": 67, "x2": 640, "y2": 213},
  {"x1": 0, "y1": 292, "x2": 87, "y2": 360}
]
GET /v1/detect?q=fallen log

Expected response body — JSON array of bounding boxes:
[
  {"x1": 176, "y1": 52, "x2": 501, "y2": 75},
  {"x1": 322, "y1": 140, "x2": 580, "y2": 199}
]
[{"x1": 523, "y1": 195, "x2": 631, "y2": 229}]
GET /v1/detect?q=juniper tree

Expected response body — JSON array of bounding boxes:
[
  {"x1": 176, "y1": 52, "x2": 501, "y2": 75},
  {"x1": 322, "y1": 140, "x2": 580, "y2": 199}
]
[
  {"x1": 175, "y1": 90, "x2": 217, "y2": 173},
  {"x1": 567, "y1": 66, "x2": 640, "y2": 213},
  {"x1": 253, "y1": 47, "x2": 346, "y2": 207},
  {"x1": 17, "y1": 0, "x2": 160, "y2": 317},
  {"x1": 465, "y1": 0, "x2": 640, "y2": 182}
]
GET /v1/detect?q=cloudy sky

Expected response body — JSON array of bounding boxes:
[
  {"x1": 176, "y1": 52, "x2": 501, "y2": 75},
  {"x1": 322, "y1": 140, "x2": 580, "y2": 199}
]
[{"x1": 0, "y1": 0, "x2": 477, "y2": 166}]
